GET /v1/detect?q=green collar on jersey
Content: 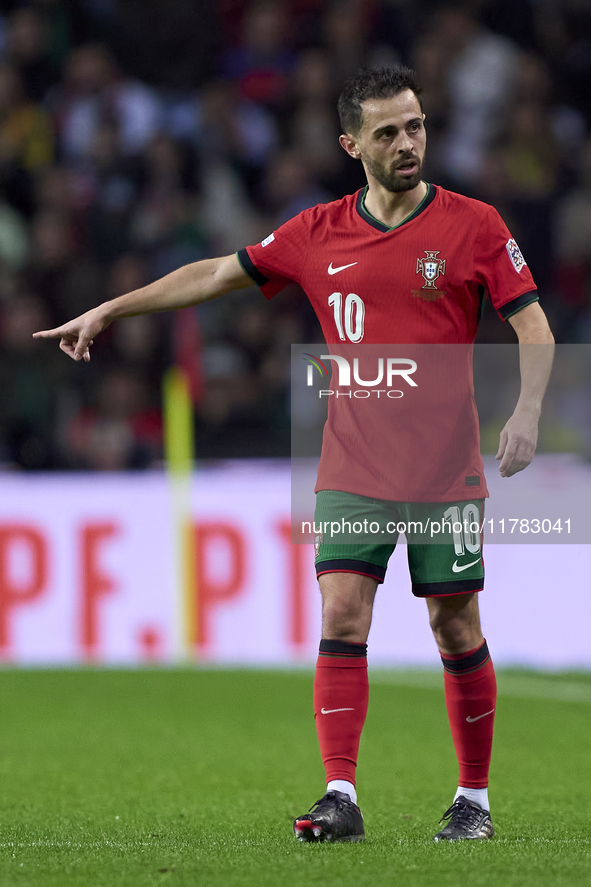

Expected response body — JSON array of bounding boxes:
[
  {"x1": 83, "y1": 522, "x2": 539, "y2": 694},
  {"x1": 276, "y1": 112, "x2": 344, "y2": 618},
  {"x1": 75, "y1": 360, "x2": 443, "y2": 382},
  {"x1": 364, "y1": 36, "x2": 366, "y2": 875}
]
[{"x1": 357, "y1": 182, "x2": 436, "y2": 232}]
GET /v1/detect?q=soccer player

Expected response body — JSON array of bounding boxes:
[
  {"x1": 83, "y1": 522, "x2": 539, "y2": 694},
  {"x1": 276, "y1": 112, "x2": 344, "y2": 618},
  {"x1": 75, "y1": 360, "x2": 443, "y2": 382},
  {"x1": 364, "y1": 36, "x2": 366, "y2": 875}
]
[{"x1": 34, "y1": 66, "x2": 554, "y2": 843}]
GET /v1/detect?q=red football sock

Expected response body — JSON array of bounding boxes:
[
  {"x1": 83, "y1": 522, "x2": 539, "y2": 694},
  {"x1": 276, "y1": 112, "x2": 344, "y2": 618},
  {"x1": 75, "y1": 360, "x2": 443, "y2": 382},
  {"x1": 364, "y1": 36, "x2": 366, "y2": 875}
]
[
  {"x1": 313, "y1": 640, "x2": 369, "y2": 786},
  {"x1": 440, "y1": 640, "x2": 497, "y2": 789}
]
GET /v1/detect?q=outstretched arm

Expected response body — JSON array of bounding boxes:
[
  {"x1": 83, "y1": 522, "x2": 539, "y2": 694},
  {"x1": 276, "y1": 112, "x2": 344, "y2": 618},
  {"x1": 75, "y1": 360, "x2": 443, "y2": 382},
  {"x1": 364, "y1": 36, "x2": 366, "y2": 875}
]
[
  {"x1": 33, "y1": 254, "x2": 252, "y2": 362},
  {"x1": 496, "y1": 301, "x2": 555, "y2": 477}
]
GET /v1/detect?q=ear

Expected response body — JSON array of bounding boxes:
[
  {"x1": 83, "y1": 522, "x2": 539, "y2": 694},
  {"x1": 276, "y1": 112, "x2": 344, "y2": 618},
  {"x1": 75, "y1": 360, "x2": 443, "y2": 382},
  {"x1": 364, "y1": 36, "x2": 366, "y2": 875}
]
[{"x1": 339, "y1": 133, "x2": 361, "y2": 160}]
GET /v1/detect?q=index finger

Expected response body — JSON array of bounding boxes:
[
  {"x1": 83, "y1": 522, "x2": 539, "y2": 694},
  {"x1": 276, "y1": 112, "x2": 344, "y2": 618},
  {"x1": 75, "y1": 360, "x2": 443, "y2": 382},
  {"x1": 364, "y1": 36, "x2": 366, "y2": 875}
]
[
  {"x1": 33, "y1": 328, "x2": 68, "y2": 340},
  {"x1": 498, "y1": 438, "x2": 518, "y2": 476}
]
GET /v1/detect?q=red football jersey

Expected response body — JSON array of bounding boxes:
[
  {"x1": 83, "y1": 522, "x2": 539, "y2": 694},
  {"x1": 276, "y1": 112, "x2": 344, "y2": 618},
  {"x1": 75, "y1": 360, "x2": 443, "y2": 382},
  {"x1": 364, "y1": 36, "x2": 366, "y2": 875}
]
[{"x1": 238, "y1": 184, "x2": 538, "y2": 501}]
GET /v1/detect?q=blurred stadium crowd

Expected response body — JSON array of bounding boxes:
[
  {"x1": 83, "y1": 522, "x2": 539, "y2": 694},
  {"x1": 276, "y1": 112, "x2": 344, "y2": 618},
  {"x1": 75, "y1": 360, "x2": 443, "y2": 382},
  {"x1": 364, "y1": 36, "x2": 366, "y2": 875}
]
[{"x1": 0, "y1": 0, "x2": 589, "y2": 469}]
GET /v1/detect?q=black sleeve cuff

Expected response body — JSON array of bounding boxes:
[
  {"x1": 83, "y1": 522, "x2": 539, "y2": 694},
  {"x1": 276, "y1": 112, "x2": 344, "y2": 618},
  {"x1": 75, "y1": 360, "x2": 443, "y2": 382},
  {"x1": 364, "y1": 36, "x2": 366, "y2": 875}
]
[
  {"x1": 497, "y1": 290, "x2": 539, "y2": 321},
  {"x1": 237, "y1": 248, "x2": 269, "y2": 287}
]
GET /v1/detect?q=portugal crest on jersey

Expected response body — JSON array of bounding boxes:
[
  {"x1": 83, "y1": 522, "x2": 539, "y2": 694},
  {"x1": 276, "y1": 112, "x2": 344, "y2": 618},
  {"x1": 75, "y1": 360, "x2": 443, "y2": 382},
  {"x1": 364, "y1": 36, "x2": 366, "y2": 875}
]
[{"x1": 416, "y1": 250, "x2": 446, "y2": 289}]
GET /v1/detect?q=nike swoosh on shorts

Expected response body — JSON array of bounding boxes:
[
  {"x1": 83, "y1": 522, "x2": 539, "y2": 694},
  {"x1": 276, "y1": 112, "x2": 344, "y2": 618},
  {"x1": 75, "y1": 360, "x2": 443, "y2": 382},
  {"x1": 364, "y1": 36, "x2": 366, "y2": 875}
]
[{"x1": 452, "y1": 558, "x2": 481, "y2": 573}]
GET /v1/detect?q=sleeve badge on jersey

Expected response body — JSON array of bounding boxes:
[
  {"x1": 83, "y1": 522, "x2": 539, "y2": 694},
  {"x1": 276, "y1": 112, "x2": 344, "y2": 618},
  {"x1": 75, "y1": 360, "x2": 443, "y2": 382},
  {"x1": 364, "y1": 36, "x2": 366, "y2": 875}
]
[
  {"x1": 506, "y1": 238, "x2": 526, "y2": 273},
  {"x1": 261, "y1": 233, "x2": 275, "y2": 247}
]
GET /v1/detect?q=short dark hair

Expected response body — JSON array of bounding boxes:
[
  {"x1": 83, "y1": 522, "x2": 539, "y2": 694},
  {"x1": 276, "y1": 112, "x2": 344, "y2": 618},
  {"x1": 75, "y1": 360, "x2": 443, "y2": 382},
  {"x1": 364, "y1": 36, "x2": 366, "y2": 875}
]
[{"x1": 337, "y1": 65, "x2": 423, "y2": 135}]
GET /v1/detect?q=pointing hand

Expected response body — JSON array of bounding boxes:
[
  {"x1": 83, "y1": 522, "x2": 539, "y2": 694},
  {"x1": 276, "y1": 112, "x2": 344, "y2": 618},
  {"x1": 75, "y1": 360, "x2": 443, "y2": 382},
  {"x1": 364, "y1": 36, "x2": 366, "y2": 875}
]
[{"x1": 32, "y1": 308, "x2": 110, "y2": 362}]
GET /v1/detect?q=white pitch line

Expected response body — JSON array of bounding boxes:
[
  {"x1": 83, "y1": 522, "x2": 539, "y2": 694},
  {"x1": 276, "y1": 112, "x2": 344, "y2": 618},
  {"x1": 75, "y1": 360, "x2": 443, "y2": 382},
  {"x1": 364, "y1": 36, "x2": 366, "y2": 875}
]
[{"x1": 369, "y1": 670, "x2": 591, "y2": 703}]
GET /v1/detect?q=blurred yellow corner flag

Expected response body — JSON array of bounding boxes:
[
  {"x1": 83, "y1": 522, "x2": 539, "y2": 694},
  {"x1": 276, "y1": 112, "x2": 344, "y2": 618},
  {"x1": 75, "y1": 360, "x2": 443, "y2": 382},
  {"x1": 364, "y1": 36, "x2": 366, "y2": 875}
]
[{"x1": 163, "y1": 308, "x2": 202, "y2": 658}]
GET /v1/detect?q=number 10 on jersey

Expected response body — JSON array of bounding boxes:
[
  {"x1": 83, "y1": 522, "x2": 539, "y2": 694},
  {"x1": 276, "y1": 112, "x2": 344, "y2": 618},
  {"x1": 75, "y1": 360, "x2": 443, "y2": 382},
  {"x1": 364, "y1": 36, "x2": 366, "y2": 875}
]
[{"x1": 329, "y1": 292, "x2": 366, "y2": 343}]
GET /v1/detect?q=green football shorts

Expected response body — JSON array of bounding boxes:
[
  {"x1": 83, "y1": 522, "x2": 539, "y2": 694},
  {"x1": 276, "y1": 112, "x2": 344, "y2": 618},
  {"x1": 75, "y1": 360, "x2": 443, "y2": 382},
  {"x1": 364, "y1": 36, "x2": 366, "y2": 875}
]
[{"x1": 314, "y1": 489, "x2": 485, "y2": 597}]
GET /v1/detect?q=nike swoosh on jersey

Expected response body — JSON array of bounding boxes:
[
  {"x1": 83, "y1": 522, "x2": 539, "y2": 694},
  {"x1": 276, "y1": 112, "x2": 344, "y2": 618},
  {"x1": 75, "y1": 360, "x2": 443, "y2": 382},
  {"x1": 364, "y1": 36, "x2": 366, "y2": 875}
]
[
  {"x1": 466, "y1": 709, "x2": 495, "y2": 723},
  {"x1": 451, "y1": 558, "x2": 481, "y2": 573},
  {"x1": 328, "y1": 262, "x2": 358, "y2": 275},
  {"x1": 320, "y1": 707, "x2": 355, "y2": 714}
]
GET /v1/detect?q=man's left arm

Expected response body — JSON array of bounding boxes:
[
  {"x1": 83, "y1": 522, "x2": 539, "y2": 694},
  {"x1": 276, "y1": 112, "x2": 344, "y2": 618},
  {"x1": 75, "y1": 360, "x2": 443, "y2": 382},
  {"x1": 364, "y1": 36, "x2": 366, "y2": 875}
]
[{"x1": 496, "y1": 301, "x2": 555, "y2": 477}]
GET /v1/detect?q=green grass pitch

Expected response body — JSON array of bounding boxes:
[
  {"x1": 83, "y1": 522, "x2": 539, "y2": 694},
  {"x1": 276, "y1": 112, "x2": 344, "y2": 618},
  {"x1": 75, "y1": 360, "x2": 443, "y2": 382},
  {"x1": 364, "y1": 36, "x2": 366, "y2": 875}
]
[{"x1": 0, "y1": 668, "x2": 589, "y2": 887}]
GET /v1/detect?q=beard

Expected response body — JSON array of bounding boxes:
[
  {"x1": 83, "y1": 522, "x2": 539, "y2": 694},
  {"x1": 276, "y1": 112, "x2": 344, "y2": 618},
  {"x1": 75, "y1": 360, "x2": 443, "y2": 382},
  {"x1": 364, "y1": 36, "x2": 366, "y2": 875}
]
[{"x1": 364, "y1": 151, "x2": 424, "y2": 193}]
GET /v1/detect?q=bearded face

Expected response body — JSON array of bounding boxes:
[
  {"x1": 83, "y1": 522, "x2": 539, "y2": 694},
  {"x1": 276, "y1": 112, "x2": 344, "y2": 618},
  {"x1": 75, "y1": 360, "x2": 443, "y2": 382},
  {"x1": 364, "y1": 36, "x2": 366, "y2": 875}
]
[
  {"x1": 362, "y1": 150, "x2": 425, "y2": 193},
  {"x1": 344, "y1": 91, "x2": 427, "y2": 195}
]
